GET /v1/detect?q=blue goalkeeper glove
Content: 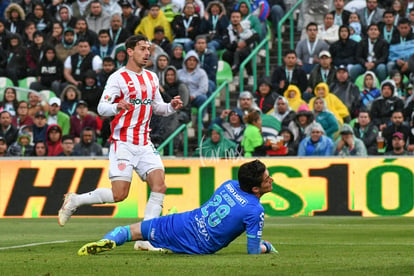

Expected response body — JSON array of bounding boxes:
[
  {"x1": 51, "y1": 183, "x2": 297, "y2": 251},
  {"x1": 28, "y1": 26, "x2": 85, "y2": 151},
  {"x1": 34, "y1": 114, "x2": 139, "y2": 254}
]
[{"x1": 261, "y1": 240, "x2": 278, "y2": 254}]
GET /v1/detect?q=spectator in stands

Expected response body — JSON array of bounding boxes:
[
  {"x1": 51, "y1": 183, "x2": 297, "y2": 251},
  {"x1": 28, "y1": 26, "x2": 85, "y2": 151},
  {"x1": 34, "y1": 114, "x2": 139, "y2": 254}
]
[
  {"x1": 171, "y1": 2, "x2": 201, "y2": 51},
  {"x1": 26, "y1": 31, "x2": 47, "y2": 76},
  {"x1": 0, "y1": 111, "x2": 18, "y2": 146},
  {"x1": 378, "y1": 10, "x2": 398, "y2": 44},
  {"x1": 45, "y1": 124, "x2": 63, "y2": 156},
  {"x1": 236, "y1": 91, "x2": 261, "y2": 115},
  {"x1": 268, "y1": 0, "x2": 286, "y2": 38},
  {"x1": 71, "y1": 0, "x2": 92, "y2": 19},
  {"x1": 392, "y1": 0, "x2": 405, "y2": 23},
  {"x1": 360, "y1": 71, "x2": 381, "y2": 110},
  {"x1": 194, "y1": 35, "x2": 218, "y2": 97},
  {"x1": 283, "y1": 85, "x2": 307, "y2": 112},
  {"x1": 296, "y1": 22, "x2": 330, "y2": 74},
  {"x1": 390, "y1": 69, "x2": 407, "y2": 98},
  {"x1": 27, "y1": 91, "x2": 47, "y2": 118},
  {"x1": 134, "y1": 3, "x2": 173, "y2": 41},
  {"x1": 330, "y1": 25, "x2": 358, "y2": 70},
  {"x1": 151, "y1": 53, "x2": 170, "y2": 87},
  {"x1": 4, "y1": 3, "x2": 26, "y2": 34},
  {"x1": 108, "y1": 13, "x2": 131, "y2": 46},
  {"x1": 200, "y1": 1, "x2": 229, "y2": 51},
  {"x1": 32, "y1": 140, "x2": 47, "y2": 156},
  {"x1": 32, "y1": 111, "x2": 48, "y2": 143},
  {"x1": 79, "y1": 70, "x2": 103, "y2": 114},
  {"x1": 288, "y1": 104, "x2": 315, "y2": 149},
  {"x1": 73, "y1": 126, "x2": 103, "y2": 156},
  {"x1": 330, "y1": 65, "x2": 361, "y2": 118},
  {"x1": 64, "y1": 38, "x2": 103, "y2": 87},
  {"x1": 113, "y1": 44, "x2": 128, "y2": 68},
  {"x1": 222, "y1": 9, "x2": 259, "y2": 75},
  {"x1": 91, "y1": 29, "x2": 114, "y2": 59},
  {"x1": 56, "y1": 5, "x2": 77, "y2": 29},
  {"x1": 307, "y1": 50, "x2": 336, "y2": 94},
  {"x1": 26, "y1": 2, "x2": 52, "y2": 34},
  {"x1": 309, "y1": 82, "x2": 350, "y2": 125},
  {"x1": 97, "y1": 57, "x2": 116, "y2": 88},
  {"x1": 334, "y1": 123, "x2": 367, "y2": 156},
  {"x1": 60, "y1": 84, "x2": 81, "y2": 117},
  {"x1": 235, "y1": 0, "x2": 262, "y2": 40},
  {"x1": 350, "y1": 23, "x2": 389, "y2": 82},
  {"x1": 12, "y1": 101, "x2": 33, "y2": 128},
  {"x1": 404, "y1": 85, "x2": 414, "y2": 119},
  {"x1": 0, "y1": 18, "x2": 9, "y2": 52},
  {"x1": 241, "y1": 110, "x2": 278, "y2": 157},
  {"x1": 86, "y1": 0, "x2": 111, "y2": 34},
  {"x1": 0, "y1": 136, "x2": 8, "y2": 156},
  {"x1": 254, "y1": 76, "x2": 280, "y2": 114},
  {"x1": 47, "y1": 21, "x2": 64, "y2": 47},
  {"x1": 119, "y1": 0, "x2": 140, "y2": 36},
  {"x1": 0, "y1": 33, "x2": 26, "y2": 86},
  {"x1": 370, "y1": 79, "x2": 404, "y2": 129},
  {"x1": 0, "y1": 87, "x2": 18, "y2": 117},
  {"x1": 270, "y1": 96, "x2": 296, "y2": 128},
  {"x1": 177, "y1": 50, "x2": 209, "y2": 117},
  {"x1": 317, "y1": 13, "x2": 339, "y2": 45},
  {"x1": 55, "y1": 28, "x2": 78, "y2": 63},
  {"x1": 151, "y1": 26, "x2": 172, "y2": 57},
  {"x1": 159, "y1": 0, "x2": 180, "y2": 22},
  {"x1": 388, "y1": 18, "x2": 414, "y2": 74},
  {"x1": 169, "y1": 43, "x2": 184, "y2": 70},
  {"x1": 102, "y1": 0, "x2": 122, "y2": 15},
  {"x1": 382, "y1": 109, "x2": 412, "y2": 150},
  {"x1": 30, "y1": 45, "x2": 64, "y2": 95},
  {"x1": 330, "y1": 0, "x2": 351, "y2": 26},
  {"x1": 194, "y1": 123, "x2": 239, "y2": 158},
  {"x1": 210, "y1": 108, "x2": 245, "y2": 147},
  {"x1": 312, "y1": 97, "x2": 339, "y2": 139},
  {"x1": 7, "y1": 130, "x2": 33, "y2": 156},
  {"x1": 70, "y1": 100, "x2": 97, "y2": 144},
  {"x1": 349, "y1": 19, "x2": 363, "y2": 43},
  {"x1": 58, "y1": 134, "x2": 79, "y2": 156},
  {"x1": 271, "y1": 50, "x2": 308, "y2": 97},
  {"x1": 46, "y1": 97, "x2": 70, "y2": 136},
  {"x1": 385, "y1": 131, "x2": 412, "y2": 155},
  {"x1": 353, "y1": 109, "x2": 379, "y2": 155},
  {"x1": 297, "y1": 122, "x2": 334, "y2": 156},
  {"x1": 22, "y1": 20, "x2": 36, "y2": 47},
  {"x1": 356, "y1": 0, "x2": 384, "y2": 30},
  {"x1": 74, "y1": 17, "x2": 98, "y2": 46}
]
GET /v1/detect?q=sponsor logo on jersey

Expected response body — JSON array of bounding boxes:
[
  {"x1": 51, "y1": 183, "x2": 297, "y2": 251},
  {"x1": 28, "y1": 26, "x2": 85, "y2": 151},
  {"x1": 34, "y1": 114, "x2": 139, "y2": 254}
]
[
  {"x1": 225, "y1": 183, "x2": 247, "y2": 206},
  {"x1": 104, "y1": 95, "x2": 112, "y2": 102},
  {"x1": 129, "y1": 98, "x2": 153, "y2": 105},
  {"x1": 118, "y1": 162, "x2": 126, "y2": 171}
]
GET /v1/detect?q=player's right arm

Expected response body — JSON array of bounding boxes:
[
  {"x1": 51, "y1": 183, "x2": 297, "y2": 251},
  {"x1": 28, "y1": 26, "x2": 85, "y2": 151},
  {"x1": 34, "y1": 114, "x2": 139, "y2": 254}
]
[{"x1": 97, "y1": 74, "x2": 129, "y2": 116}]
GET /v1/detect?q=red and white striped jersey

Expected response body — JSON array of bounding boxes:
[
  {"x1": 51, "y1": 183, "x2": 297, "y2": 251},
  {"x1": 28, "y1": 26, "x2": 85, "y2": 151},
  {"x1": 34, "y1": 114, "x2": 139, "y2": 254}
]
[{"x1": 98, "y1": 67, "x2": 174, "y2": 146}]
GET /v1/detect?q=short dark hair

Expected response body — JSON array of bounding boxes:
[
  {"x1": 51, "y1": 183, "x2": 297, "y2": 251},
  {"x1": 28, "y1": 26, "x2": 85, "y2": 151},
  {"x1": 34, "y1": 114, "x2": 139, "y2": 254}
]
[
  {"x1": 125, "y1": 34, "x2": 149, "y2": 50},
  {"x1": 367, "y1": 23, "x2": 379, "y2": 31},
  {"x1": 238, "y1": 160, "x2": 267, "y2": 194},
  {"x1": 98, "y1": 29, "x2": 110, "y2": 36},
  {"x1": 383, "y1": 10, "x2": 395, "y2": 17},
  {"x1": 61, "y1": 135, "x2": 74, "y2": 143},
  {"x1": 397, "y1": 17, "x2": 410, "y2": 26},
  {"x1": 103, "y1": 56, "x2": 115, "y2": 64},
  {"x1": 306, "y1": 22, "x2": 318, "y2": 30},
  {"x1": 284, "y1": 49, "x2": 297, "y2": 57},
  {"x1": 77, "y1": 38, "x2": 90, "y2": 45}
]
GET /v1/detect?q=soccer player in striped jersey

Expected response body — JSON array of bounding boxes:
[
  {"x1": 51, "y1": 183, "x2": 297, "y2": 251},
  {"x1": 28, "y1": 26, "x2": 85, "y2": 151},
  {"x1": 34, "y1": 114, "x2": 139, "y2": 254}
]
[
  {"x1": 59, "y1": 35, "x2": 183, "y2": 251},
  {"x1": 78, "y1": 160, "x2": 278, "y2": 255}
]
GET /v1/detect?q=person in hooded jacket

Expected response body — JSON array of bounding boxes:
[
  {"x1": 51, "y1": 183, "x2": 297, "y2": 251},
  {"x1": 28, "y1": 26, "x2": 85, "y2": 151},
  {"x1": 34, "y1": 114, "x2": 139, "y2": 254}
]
[
  {"x1": 253, "y1": 76, "x2": 280, "y2": 114},
  {"x1": 209, "y1": 108, "x2": 246, "y2": 147},
  {"x1": 282, "y1": 84, "x2": 307, "y2": 112},
  {"x1": 312, "y1": 96, "x2": 339, "y2": 139},
  {"x1": 269, "y1": 96, "x2": 296, "y2": 128},
  {"x1": 4, "y1": 3, "x2": 26, "y2": 35},
  {"x1": 0, "y1": 33, "x2": 26, "y2": 86},
  {"x1": 288, "y1": 104, "x2": 316, "y2": 150},
  {"x1": 329, "y1": 25, "x2": 358, "y2": 69},
  {"x1": 73, "y1": 126, "x2": 103, "y2": 156},
  {"x1": 199, "y1": 1, "x2": 229, "y2": 51},
  {"x1": 193, "y1": 123, "x2": 238, "y2": 158},
  {"x1": 55, "y1": 4, "x2": 78, "y2": 29},
  {"x1": 79, "y1": 69, "x2": 103, "y2": 114},
  {"x1": 297, "y1": 122, "x2": 334, "y2": 156},
  {"x1": 7, "y1": 130, "x2": 33, "y2": 156},
  {"x1": 60, "y1": 84, "x2": 81, "y2": 117},
  {"x1": 55, "y1": 27, "x2": 78, "y2": 63},
  {"x1": 46, "y1": 124, "x2": 63, "y2": 156},
  {"x1": 334, "y1": 123, "x2": 367, "y2": 156},
  {"x1": 359, "y1": 71, "x2": 381, "y2": 111},
  {"x1": 278, "y1": 127, "x2": 297, "y2": 156}
]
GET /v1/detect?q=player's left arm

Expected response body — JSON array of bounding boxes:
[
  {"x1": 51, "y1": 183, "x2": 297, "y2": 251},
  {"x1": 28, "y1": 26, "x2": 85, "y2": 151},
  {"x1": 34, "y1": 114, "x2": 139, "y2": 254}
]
[{"x1": 245, "y1": 209, "x2": 277, "y2": 254}]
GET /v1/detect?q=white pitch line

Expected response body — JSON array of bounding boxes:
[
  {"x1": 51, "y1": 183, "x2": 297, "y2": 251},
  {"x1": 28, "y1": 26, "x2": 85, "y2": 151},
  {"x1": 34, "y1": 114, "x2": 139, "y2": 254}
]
[{"x1": 0, "y1": 240, "x2": 73, "y2": 251}]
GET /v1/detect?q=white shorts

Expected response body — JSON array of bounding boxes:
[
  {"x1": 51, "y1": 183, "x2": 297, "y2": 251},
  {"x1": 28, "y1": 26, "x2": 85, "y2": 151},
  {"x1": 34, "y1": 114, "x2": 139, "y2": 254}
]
[{"x1": 108, "y1": 141, "x2": 164, "y2": 182}]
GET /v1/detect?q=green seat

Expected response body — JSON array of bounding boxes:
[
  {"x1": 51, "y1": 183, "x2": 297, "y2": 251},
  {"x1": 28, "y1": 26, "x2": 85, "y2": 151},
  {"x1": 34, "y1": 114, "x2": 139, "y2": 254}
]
[
  {"x1": 0, "y1": 77, "x2": 14, "y2": 100},
  {"x1": 39, "y1": 90, "x2": 57, "y2": 103},
  {"x1": 216, "y1": 60, "x2": 233, "y2": 86},
  {"x1": 18, "y1": 76, "x2": 37, "y2": 89},
  {"x1": 216, "y1": 49, "x2": 225, "y2": 60}
]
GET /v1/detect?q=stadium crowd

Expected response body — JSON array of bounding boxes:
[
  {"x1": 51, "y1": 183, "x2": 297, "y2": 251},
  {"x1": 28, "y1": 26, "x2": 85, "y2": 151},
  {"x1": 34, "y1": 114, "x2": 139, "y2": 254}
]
[{"x1": 0, "y1": 0, "x2": 413, "y2": 157}]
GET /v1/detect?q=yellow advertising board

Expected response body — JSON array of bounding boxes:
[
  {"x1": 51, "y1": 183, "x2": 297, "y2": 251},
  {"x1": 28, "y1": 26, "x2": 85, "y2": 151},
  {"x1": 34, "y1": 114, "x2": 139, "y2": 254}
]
[{"x1": 0, "y1": 157, "x2": 413, "y2": 218}]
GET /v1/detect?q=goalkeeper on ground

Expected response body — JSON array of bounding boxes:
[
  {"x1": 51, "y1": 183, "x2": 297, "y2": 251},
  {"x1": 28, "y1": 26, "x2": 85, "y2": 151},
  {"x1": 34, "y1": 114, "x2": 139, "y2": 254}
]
[{"x1": 78, "y1": 159, "x2": 277, "y2": 255}]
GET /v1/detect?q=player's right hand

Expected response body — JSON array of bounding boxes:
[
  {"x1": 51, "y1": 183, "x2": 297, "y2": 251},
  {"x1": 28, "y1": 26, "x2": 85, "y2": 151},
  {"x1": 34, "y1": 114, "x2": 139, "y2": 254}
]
[
  {"x1": 117, "y1": 99, "x2": 132, "y2": 111},
  {"x1": 261, "y1": 240, "x2": 278, "y2": 254}
]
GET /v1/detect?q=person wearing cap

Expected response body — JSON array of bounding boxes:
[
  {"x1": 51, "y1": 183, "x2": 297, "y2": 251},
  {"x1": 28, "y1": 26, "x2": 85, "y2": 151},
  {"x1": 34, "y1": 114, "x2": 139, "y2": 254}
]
[
  {"x1": 295, "y1": 22, "x2": 330, "y2": 74},
  {"x1": 46, "y1": 97, "x2": 70, "y2": 135},
  {"x1": 384, "y1": 131, "x2": 412, "y2": 155},
  {"x1": 307, "y1": 50, "x2": 336, "y2": 93},
  {"x1": 108, "y1": 13, "x2": 131, "y2": 46},
  {"x1": 297, "y1": 122, "x2": 334, "y2": 156},
  {"x1": 31, "y1": 111, "x2": 48, "y2": 143},
  {"x1": 382, "y1": 110, "x2": 413, "y2": 151},
  {"x1": 350, "y1": 23, "x2": 388, "y2": 82},
  {"x1": 119, "y1": 0, "x2": 140, "y2": 35},
  {"x1": 329, "y1": 25, "x2": 358, "y2": 69},
  {"x1": 7, "y1": 130, "x2": 34, "y2": 156},
  {"x1": 334, "y1": 123, "x2": 367, "y2": 156},
  {"x1": 134, "y1": 3, "x2": 173, "y2": 41},
  {"x1": 0, "y1": 111, "x2": 18, "y2": 146},
  {"x1": 69, "y1": 100, "x2": 97, "y2": 144},
  {"x1": 317, "y1": 13, "x2": 339, "y2": 45},
  {"x1": 151, "y1": 25, "x2": 172, "y2": 57},
  {"x1": 0, "y1": 136, "x2": 8, "y2": 157},
  {"x1": 370, "y1": 80, "x2": 404, "y2": 129},
  {"x1": 55, "y1": 28, "x2": 78, "y2": 63},
  {"x1": 330, "y1": 64, "x2": 361, "y2": 118}
]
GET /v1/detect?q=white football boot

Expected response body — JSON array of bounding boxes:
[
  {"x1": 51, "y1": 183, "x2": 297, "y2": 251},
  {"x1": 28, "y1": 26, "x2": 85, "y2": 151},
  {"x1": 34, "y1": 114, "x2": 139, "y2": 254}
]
[{"x1": 58, "y1": 193, "x2": 78, "y2": 226}]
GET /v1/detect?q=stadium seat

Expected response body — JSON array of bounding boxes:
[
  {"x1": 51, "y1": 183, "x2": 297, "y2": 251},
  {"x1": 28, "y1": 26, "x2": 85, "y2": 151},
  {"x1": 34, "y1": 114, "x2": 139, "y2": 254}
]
[
  {"x1": 0, "y1": 77, "x2": 14, "y2": 100},
  {"x1": 39, "y1": 90, "x2": 57, "y2": 103},
  {"x1": 216, "y1": 60, "x2": 233, "y2": 86},
  {"x1": 18, "y1": 76, "x2": 37, "y2": 89}
]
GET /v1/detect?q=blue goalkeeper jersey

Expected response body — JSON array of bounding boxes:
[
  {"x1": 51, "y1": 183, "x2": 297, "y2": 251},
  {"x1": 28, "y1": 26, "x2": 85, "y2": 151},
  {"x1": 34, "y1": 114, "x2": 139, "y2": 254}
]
[{"x1": 141, "y1": 180, "x2": 265, "y2": 254}]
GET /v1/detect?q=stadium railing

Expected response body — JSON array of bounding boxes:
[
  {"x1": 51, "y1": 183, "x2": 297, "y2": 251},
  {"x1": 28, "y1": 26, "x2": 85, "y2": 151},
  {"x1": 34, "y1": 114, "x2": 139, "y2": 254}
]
[
  {"x1": 157, "y1": 123, "x2": 190, "y2": 157},
  {"x1": 277, "y1": 0, "x2": 304, "y2": 66},
  {"x1": 239, "y1": 37, "x2": 270, "y2": 93},
  {"x1": 197, "y1": 81, "x2": 231, "y2": 145}
]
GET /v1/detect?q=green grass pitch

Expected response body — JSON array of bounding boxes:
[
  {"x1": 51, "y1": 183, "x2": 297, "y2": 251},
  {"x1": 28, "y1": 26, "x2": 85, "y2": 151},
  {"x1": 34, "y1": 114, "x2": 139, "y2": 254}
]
[{"x1": 1, "y1": 217, "x2": 414, "y2": 275}]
